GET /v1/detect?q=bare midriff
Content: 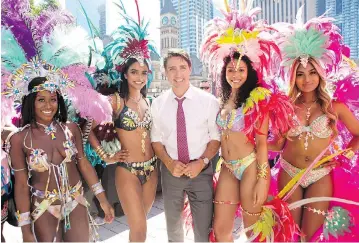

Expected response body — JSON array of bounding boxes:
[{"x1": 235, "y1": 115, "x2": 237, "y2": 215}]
[
  {"x1": 116, "y1": 128, "x2": 154, "y2": 163},
  {"x1": 282, "y1": 136, "x2": 332, "y2": 169}
]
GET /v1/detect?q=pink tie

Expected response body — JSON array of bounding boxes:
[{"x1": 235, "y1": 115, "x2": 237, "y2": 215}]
[{"x1": 176, "y1": 97, "x2": 190, "y2": 164}]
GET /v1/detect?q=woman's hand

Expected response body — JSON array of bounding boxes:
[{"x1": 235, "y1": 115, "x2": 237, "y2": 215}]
[
  {"x1": 100, "y1": 201, "x2": 115, "y2": 224},
  {"x1": 103, "y1": 150, "x2": 129, "y2": 164},
  {"x1": 253, "y1": 179, "x2": 269, "y2": 207}
]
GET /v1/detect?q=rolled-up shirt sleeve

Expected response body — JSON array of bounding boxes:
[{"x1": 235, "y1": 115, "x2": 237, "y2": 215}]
[
  {"x1": 151, "y1": 100, "x2": 162, "y2": 143},
  {"x1": 207, "y1": 97, "x2": 220, "y2": 141}
]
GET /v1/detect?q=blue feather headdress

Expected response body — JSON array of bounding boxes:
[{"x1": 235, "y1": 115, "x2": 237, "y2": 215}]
[{"x1": 101, "y1": 0, "x2": 158, "y2": 88}]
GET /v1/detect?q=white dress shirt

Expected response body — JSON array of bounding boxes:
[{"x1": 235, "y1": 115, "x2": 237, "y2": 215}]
[{"x1": 151, "y1": 85, "x2": 220, "y2": 160}]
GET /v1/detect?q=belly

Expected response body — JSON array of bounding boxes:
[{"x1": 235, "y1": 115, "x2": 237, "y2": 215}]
[
  {"x1": 221, "y1": 131, "x2": 255, "y2": 161},
  {"x1": 117, "y1": 129, "x2": 154, "y2": 162},
  {"x1": 282, "y1": 137, "x2": 332, "y2": 168}
]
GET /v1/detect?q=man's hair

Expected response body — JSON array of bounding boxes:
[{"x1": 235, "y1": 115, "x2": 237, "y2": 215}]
[{"x1": 163, "y1": 48, "x2": 192, "y2": 69}]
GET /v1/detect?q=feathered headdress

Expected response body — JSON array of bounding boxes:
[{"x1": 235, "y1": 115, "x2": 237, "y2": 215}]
[
  {"x1": 101, "y1": 0, "x2": 158, "y2": 88},
  {"x1": 1, "y1": 0, "x2": 112, "y2": 123},
  {"x1": 272, "y1": 5, "x2": 347, "y2": 83},
  {"x1": 200, "y1": 0, "x2": 280, "y2": 86}
]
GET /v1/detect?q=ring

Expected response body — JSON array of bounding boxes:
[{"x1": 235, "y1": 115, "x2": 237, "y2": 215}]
[{"x1": 188, "y1": 172, "x2": 192, "y2": 177}]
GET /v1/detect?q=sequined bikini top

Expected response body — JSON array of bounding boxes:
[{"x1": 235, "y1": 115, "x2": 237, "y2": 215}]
[
  {"x1": 216, "y1": 106, "x2": 245, "y2": 132},
  {"x1": 23, "y1": 123, "x2": 78, "y2": 173},
  {"x1": 114, "y1": 101, "x2": 152, "y2": 131},
  {"x1": 288, "y1": 114, "x2": 333, "y2": 138}
]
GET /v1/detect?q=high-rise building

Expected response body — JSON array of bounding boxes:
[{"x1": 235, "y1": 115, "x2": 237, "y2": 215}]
[
  {"x1": 98, "y1": 3, "x2": 106, "y2": 37},
  {"x1": 169, "y1": 0, "x2": 214, "y2": 57},
  {"x1": 316, "y1": 0, "x2": 359, "y2": 59},
  {"x1": 251, "y1": 0, "x2": 316, "y2": 24},
  {"x1": 65, "y1": 0, "x2": 107, "y2": 36}
]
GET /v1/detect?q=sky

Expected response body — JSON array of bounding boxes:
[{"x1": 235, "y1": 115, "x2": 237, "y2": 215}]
[
  {"x1": 34, "y1": 0, "x2": 160, "y2": 50},
  {"x1": 106, "y1": 0, "x2": 160, "y2": 50}
]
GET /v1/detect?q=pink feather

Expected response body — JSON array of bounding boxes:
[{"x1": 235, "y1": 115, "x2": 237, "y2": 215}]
[
  {"x1": 66, "y1": 86, "x2": 112, "y2": 123},
  {"x1": 62, "y1": 65, "x2": 96, "y2": 88}
]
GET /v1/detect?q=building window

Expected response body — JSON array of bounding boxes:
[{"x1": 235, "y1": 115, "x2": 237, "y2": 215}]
[
  {"x1": 337, "y1": 23, "x2": 343, "y2": 33},
  {"x1": 316, "y1": 0, "x2": 326, "y2": 16},
  {"x1": 336, "y1": 0, "x2": 342, "y2": 14}
]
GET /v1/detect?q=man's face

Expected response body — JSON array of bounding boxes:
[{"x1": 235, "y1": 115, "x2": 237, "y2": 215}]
[{"x1": 165, "y1": 56, "x2": 192, "y2": 89}]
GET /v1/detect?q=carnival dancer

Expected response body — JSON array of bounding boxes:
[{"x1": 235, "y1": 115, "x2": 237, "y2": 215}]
[
  {"x1": 1, "y1": 0, "x2": 116, "y2": 241},
  {"x1": 86, "y1": 0, "x2": 160, "y2": 241},
  {"x1": 200, "y1": 1, "x2": 297, "y2": 241},
  {"x1": 269, "y1": 6, "x2": 359, "y2": 241}
]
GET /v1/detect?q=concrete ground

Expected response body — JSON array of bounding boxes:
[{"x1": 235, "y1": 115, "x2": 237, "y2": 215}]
[{"x1": 3, "y1": 192, "x2": 247, "y2": 242}]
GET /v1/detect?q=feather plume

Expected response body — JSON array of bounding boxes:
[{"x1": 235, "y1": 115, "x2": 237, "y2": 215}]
[
  {"x1": 1, "y1": 28, "x2": 28, "y2": 72},
  {"x1": 67, "y1": 85, "x2": 113, "y2": 123},
  {"x1": 273, "y1": 5, "x2": 345, "y2": 82},
  {"x1": 41, "y1": 25, "x2": 91, "y2": 68},
  {"x1": 1, "y1": 0, "x2": 37, "y2": 59},
  {"x1": 200, "y1": 3, "x2": 280, "y2": 87},
  {"x1": 100, "y1": 0, "x2": 158, "y2": 88}
]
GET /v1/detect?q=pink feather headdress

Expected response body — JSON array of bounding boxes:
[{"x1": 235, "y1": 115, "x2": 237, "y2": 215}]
[
  {"x1": 200, "y1": 0, "x2": 280, "y2": 87},
  {"x1": 272, "y1": 5, "x2": 348, "y2": 84}
]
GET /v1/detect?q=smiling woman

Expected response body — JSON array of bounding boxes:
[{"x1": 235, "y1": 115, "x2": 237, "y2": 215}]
[
  {"x1": 5, "y1": 71, "x2": 115, "y2": 242},
  {"x1": 21, "y1": 77, "x2": 67, "y2": 126}
]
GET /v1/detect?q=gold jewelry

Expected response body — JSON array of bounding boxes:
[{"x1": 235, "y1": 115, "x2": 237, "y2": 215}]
[
  {"x1": 129, "y1": 96, "x2": 148, "y2": 155},
  {"x1": 95, "y1": 146, "x2": 108, "y2": 160},
  {"x1": 240, "y1": 206, "x2": 263, "y2": 216},
  {"x1": 343, "y1": 149, "x2": 355, "y2": 160},
  {"x1": 300, "y1": 97, "x2": 318, "y2": 121},
  {"x1": 256, "y1": 163, "x2": 269, "y2": 180}
]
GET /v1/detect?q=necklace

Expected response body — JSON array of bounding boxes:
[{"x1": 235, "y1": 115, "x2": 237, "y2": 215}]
[
  {"x1": 129, "y1": 96, "x2": 147, "y2": 155},
  {"x1": 300, "y1": 98, "x2": 318, "y2": 121},
  {"x1": 36, "y1": 121, "x2": 57, "y2": 140}
]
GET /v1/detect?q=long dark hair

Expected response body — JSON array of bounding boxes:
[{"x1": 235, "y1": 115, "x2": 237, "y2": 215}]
[
  {"x1": 21, "y1": 77, "x2": 67, "y2": 126},
  {"x1": 119, "y1": 58, "x2": 148, "y2": 100},
  {"x1": 220, "y1": 53, "x2": 259, "y2": 109}
]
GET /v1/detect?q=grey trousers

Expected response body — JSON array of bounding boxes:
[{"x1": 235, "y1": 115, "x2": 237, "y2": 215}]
[{"x1": 161, "y1": 162, "x2": 214, "y2": 242}]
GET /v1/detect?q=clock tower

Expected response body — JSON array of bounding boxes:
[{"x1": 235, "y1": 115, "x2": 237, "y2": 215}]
[{"x1": 160, "y1": 0, "x2": 178, "y2": 56}]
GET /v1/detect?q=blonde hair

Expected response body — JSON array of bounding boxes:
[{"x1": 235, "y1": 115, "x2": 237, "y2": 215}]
[{"x1": 288, "y1": 58, "x2": 338, "y2": 136}]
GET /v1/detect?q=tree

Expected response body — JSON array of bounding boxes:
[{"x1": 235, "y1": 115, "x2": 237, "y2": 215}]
[{"x1": 30, "y1": 0, "x2": 60, "y2": 16}]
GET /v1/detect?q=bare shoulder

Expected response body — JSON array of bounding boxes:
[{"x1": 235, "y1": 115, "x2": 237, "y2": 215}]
[
  {"x1": 331, "y1": 100, "x2": 348, "y2": 114},
  {"x1": 9, "y1": 127, "x2": 26, "y2": 145},
  {"x1": 65, "y1": 121, "x2": 80, "y2": 133}
]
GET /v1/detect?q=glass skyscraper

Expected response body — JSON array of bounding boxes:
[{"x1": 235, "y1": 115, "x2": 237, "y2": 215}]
[
  {"x1": 316, "y1": 0, "x2": 359, "y2": 59},
  {"x1": 167, "y1": 0, "x2": 213, "y2": 57}
]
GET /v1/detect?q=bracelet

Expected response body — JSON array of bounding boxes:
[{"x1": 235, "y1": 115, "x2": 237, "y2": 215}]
[
  {"x1": 240, "y1": 205, "x2": 263, "y2": 216},
  {"x1": 95, "y1": 146, "x2": 108, "y2": 160},
  {"x1": 16, "y1": 211, "x2": 31, "y2": 226},
  {"x1": 91, "y1": 182, "x2": 105, "y2": 196},
  {"x1": 256, "y1": 163, "x2": 269, "y2": 180},
  {"x1": 343, "y1": 150, "x2": 355, "y2": 160}
]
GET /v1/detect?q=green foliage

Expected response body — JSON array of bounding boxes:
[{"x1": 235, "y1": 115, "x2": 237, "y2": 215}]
[{"x1": 30, "y1": 0, "x2": 60, "y2": 16}]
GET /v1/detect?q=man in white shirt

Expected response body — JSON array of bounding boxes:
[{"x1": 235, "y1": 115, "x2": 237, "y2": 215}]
[{"x1": 151, "y1": 49, "x2": 220, "y2": 242}]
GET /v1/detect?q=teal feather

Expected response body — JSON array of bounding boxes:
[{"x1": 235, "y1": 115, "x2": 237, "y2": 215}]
[
  {"x1": 41, "y1": 25, "x2": 91, "y2": 68},
  {"x1": 1, "y1": 28, "x2": 27, "y2": 72},
  {"x1": 78, "y1": 0, "x2": 100, "y2": 52},
  {"x1": 84, "y1": 142, "x2": 104, "y2": 167},
  {"x1": 85, "y1": 72, "x2": 97, "y2": 89},
  {"x1": 284, "y1": 28, "x2": 328, "y2": 59},
  {"x1": 323, "y1": 206, "x2": 352, "y2": 239},
  {"x1": 96, "y1": 0, "x2": 158, "y2": 87}
]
